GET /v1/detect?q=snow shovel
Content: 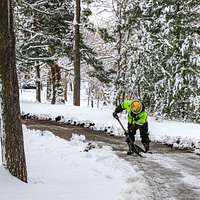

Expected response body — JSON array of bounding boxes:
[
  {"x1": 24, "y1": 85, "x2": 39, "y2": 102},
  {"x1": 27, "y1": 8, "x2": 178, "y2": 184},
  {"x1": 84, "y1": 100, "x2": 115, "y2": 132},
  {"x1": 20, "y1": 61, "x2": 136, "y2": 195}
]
[{"x1": 115, "y1": 117, "x2": 145, "y2": 157}]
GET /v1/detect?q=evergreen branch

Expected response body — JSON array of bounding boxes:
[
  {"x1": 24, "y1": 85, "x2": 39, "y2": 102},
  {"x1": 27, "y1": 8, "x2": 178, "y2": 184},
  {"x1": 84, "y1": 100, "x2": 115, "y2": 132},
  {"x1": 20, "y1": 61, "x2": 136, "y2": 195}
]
[{"x1": 18, "y1": 0, "x2": 74, "y2": 25}]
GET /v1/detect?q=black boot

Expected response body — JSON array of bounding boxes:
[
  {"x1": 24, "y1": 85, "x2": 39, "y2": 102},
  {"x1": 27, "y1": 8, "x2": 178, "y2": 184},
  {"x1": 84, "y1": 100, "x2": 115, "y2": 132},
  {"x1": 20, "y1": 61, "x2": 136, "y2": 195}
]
[
  {"x1": 126, "y1": 142, "x2": 134, "y2": 155},
  {"x1": 143, "y1": 143, "x2": 149, "y2": 152},
  {"x1": 127, "y1": 149, "x2": 133, "y2": 155}
]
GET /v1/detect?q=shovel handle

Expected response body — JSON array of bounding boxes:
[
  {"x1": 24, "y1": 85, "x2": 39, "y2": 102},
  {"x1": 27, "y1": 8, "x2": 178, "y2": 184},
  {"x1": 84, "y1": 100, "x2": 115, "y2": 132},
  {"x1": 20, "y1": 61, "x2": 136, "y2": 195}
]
[{"x1": 116, "y1": 117, "x2": 127, "y2": 133}]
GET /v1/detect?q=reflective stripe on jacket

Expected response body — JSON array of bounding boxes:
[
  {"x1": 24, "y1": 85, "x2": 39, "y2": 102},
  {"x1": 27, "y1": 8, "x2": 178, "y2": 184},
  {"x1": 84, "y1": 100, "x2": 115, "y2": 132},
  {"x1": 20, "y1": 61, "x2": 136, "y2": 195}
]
[{"x1": 121, "y1": 100, "x2": 148, "y2": 125}]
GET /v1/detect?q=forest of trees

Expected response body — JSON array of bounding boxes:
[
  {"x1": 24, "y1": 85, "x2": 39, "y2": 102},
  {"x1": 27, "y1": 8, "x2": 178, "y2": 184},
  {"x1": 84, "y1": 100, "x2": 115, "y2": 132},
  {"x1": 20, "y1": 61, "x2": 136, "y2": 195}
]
[
  {"x1": 15, "y1": 0, "x2": 199, "y2": 122},
  {"x1": 0, "y1": 0, "x2": 199, "y2": 183}
]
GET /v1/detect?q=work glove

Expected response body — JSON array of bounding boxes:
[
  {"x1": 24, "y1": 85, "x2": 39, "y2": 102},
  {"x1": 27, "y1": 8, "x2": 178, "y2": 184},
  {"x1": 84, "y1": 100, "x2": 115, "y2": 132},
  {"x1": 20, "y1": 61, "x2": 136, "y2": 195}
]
[
  {"x1": 124, "y1": 131, "x2": 128, "y2": 137},
  {"x1": 113, "y1": 112, "x2": 119, "y2": 119}
]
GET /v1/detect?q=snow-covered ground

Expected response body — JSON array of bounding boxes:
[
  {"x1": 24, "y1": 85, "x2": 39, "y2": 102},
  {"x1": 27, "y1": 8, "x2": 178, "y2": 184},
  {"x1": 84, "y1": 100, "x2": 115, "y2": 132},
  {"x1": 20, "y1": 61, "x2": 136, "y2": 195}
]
[
  {"x1": 1, "y1": 89, "x2": 200, "y2": 200},
  {"x1": 0, "y1": 127, "x2": 149, "y2": 200},
  {"x1": 20, "y1": 89, "x2": 200, "y2": 153}
]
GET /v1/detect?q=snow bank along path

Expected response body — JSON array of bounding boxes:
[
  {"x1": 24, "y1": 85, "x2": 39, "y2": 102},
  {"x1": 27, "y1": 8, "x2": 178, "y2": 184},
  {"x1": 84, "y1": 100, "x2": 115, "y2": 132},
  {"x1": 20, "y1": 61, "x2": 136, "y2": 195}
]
[
  {"x1": 21, "y1": 101, "x2": 200, "y2": 154},
  {"x1": 0, "y1": 126, "x2": 150, "y2": 200}
]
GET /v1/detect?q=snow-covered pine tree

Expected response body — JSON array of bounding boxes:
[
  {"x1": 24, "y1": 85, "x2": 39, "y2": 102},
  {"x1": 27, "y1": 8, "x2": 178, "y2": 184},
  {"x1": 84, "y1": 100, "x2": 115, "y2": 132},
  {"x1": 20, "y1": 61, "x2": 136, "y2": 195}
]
[
  {"x1": 139, "y1": 0, "x2": 200, "y2": 121},
  {"x1": 162, "y1": 0, "x2": 200, "y2": 121},
  {"x1": 16, "y1": 0, "x2": 74, "y2": 104},
  {"x1": 93, "y1": 0, "x2": 149, "y2": 105},
  {"x1": 100, "y1": 0, "x2": 199, "y2": 122},
  {"x1": 111, "y1": 0, "x2": 131, "y2": 105},
  {"x1": 16, "y1": 0, "x2": 108, "y2": 105}
]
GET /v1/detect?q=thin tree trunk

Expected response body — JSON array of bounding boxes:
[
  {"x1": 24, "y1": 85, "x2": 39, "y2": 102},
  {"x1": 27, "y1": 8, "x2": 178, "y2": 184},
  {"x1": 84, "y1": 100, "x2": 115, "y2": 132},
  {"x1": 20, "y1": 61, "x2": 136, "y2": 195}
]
[
  {"x1": 63, "y1": 72, "x2": 68, "y2": 102},
  {"x1": 55, "y1": 65, "x2": 64, "y2": 104},
  {"x1": 35, "y1": 65, "x2": 41, "y2": 102},
  {"x1": 138, "y1": 83, "x2": 141, "y2": 98},
  {"x1": 87, "y1": 87, "x2": 90, "y2": 106},
  {"x1": 91, "y1": 96, "x2": 94, "y2": 108},
  {"x1": 50, "y1": 64, "x2": 64, "y2": 104},
  {"x1": 70, "y1": 81, "x2": 73, "y2": 92},
  {"x1": 97, "y1": 91, "x2": 100, "y2": 108},
  {"x1": 73, "y1": 0, "x2": 81, "y2": 106},
  {"x1": 50, "y1": 65, "x2": 56, "y2": 104},
  {"x1": 46, "y1": 70, "x2": 52, "y2": 101},
  {"x1": 0, "y1": 0, "x2": 27, "y2": 182},
  {"x1": 115, "y1": 1, "x2": 123, "y2": 105}
]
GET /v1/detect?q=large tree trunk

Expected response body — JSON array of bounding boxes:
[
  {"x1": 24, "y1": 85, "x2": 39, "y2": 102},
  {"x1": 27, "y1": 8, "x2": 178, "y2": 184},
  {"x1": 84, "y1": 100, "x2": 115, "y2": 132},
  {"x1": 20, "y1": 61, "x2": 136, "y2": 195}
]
[
  {"x1": 73, "y1": 0, "x2": 81, "y2": 106},
  {"x1": 0, "y1": 0, "x2": 27, "y2": 182}
]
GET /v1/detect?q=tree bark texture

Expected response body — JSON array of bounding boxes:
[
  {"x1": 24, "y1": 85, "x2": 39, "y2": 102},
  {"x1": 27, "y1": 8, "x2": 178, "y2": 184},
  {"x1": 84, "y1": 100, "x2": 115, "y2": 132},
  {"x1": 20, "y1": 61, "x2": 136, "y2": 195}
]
[
  {"x1": 35, "y1": 65, "x2": 41, "y2": 102},
  {"x1": 50, "y1": 64, "x2": 64, "y2": 104},
  {"x1": 50, "y1": 65, "x2": 57, "y2": 104},
  {"x1": 46, "y1": 71, "x2": 52, "y2": 101},
  {"x1": 73, "y1": 0, "x2": 81, "y2": 106},
  {"x1": 63, "y1": 72, "x2": 68, "y2": 102},
  {"x1": 114, "y1": 1, "x2": 123, "y2": 106},
  {"x1": 0, "y1": 0, "x2": 27, "y2": 182}
]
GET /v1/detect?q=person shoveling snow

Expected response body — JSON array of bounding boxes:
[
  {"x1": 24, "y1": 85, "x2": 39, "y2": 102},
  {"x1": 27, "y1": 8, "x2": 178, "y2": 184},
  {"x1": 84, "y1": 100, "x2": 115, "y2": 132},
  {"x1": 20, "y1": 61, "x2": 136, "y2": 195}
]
[{"x1": 113, "y1": 98, "x2": 151, "y2": 155}]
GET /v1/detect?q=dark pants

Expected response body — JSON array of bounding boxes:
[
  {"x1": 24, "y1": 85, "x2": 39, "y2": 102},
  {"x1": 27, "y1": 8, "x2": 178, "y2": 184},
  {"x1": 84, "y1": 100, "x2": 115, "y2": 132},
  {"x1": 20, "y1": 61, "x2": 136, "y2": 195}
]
[{"x1": 127, "y1": 123, "x2": 150, "y2": 145}]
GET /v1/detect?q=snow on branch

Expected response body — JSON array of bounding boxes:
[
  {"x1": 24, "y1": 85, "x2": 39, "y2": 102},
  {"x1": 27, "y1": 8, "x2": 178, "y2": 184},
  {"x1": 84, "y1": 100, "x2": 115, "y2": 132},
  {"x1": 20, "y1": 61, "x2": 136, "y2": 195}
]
[{"x1": 19, "y1": 0, "x2": 73, "y2": 25}]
